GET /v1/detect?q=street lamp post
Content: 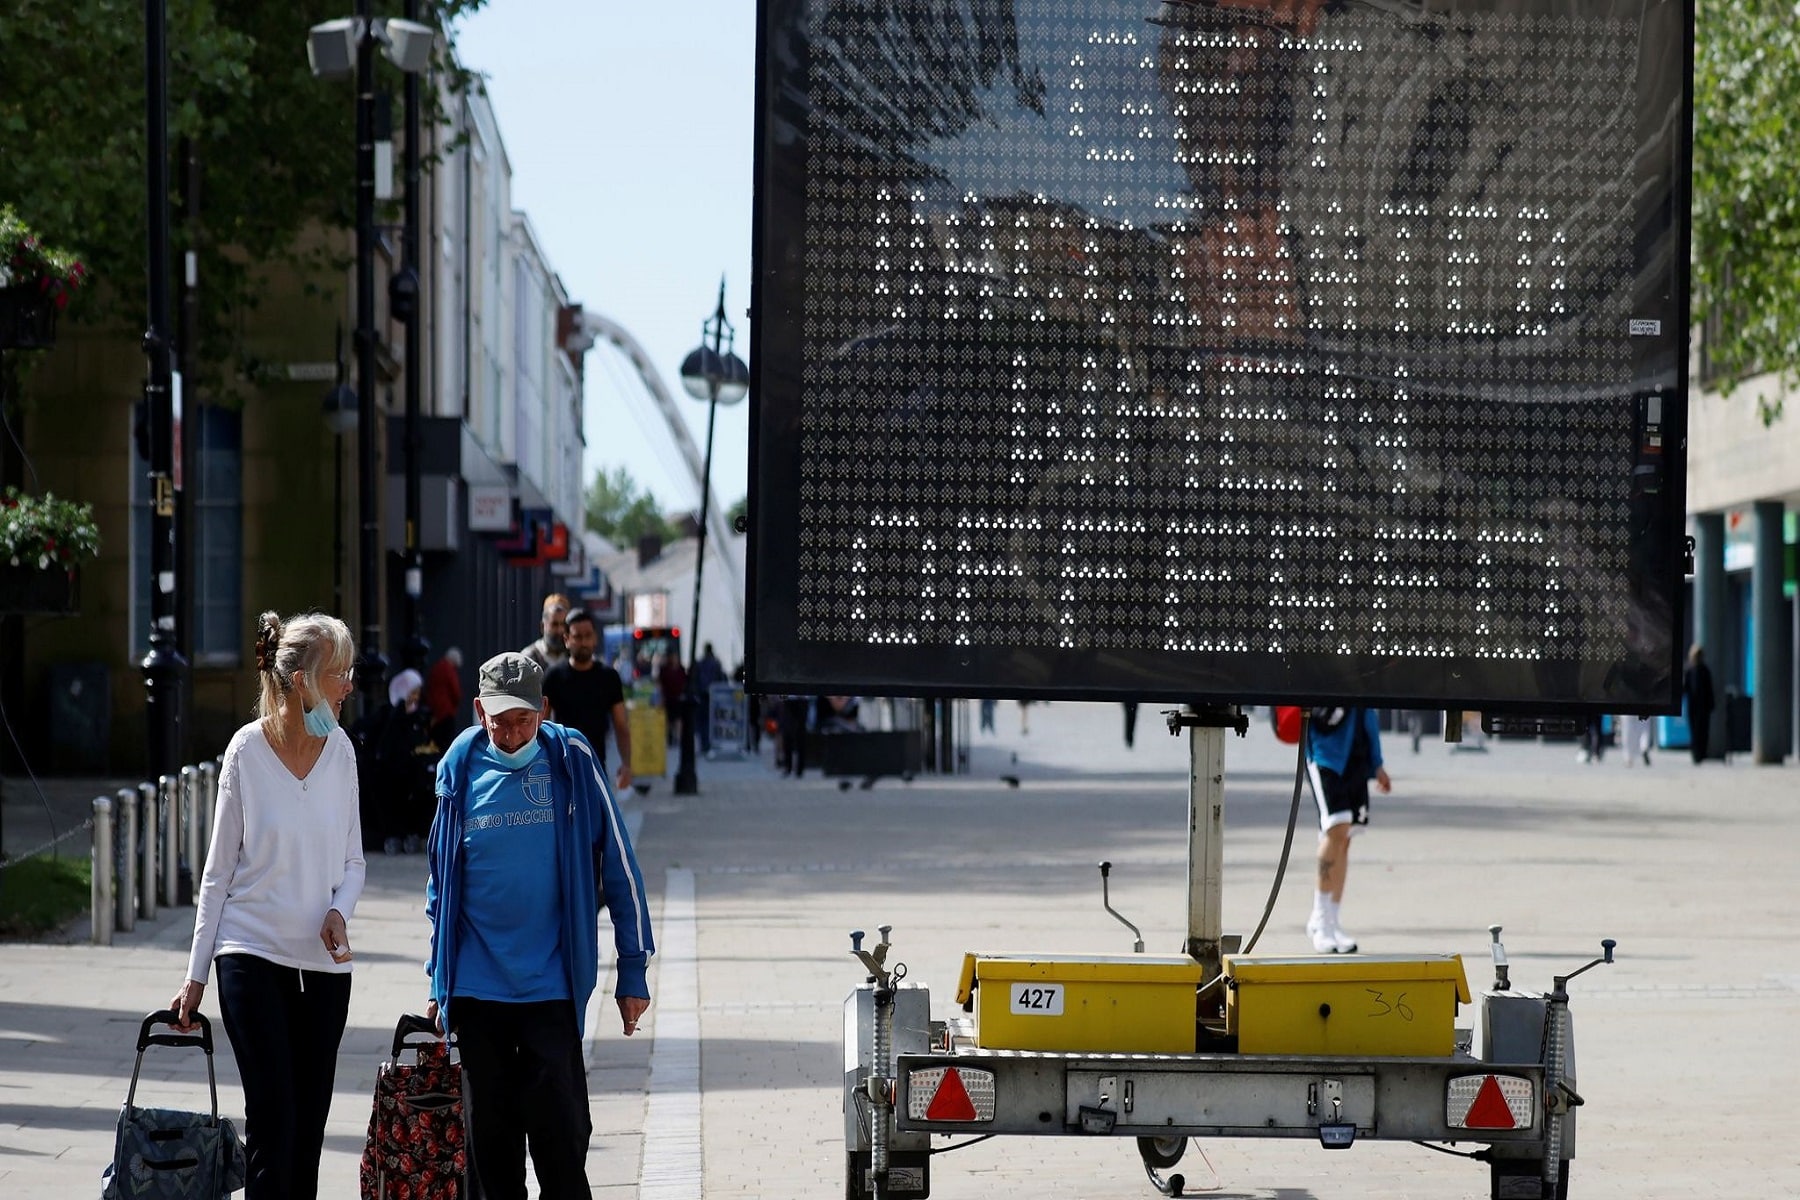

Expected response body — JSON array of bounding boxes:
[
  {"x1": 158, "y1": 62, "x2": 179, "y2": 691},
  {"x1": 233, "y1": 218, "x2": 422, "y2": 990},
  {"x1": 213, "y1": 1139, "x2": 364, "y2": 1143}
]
[
  {"x1": 323, "y1": 327, "x2": 357, "y2": 619},
  {"x1": 142, "y1": 0, "x2": 186, "y2": 780},
  {"x1": 308, "y1": 8, "x2": 433, "y2": 717},
  {"x1": 398, "y1": 0, "x2": 427, "y2": 671},
  {"x1": 671, "y1": 280, "x2": 749, "y2": 795}
]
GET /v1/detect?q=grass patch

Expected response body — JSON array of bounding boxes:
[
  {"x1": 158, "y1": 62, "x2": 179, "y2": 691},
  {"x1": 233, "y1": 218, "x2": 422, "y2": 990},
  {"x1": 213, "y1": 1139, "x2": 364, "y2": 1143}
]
[{"x1": 0, "y1": 853, "x2": 91, "y2": 938}]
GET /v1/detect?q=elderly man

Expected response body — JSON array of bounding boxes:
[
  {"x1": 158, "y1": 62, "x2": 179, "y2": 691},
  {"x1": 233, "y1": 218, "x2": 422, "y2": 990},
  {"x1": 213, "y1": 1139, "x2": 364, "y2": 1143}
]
[{"x1": 425, "y1": 652, "x2": 653, "y2": 1200}]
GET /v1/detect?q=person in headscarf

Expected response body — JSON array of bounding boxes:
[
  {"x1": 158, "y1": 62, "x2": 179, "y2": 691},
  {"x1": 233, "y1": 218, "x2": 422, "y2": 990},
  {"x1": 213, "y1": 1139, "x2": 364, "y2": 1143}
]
[{"x1": 375, "y1": 667, "x2": 438, "y2": 854}]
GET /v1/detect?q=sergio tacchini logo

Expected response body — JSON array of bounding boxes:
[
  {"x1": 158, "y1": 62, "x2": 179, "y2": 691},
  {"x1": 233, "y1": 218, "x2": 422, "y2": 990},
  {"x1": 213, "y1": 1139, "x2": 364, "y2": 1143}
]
[{"x1": 523, "y1": 758, "x2": 554, "y2": 806}]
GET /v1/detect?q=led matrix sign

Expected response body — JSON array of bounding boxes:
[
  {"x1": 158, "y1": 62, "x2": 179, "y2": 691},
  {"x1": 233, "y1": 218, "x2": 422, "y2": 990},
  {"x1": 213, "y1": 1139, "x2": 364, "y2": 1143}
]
[{"x1": 750, "y1": 0, "x2": 1691, "y2": 709}]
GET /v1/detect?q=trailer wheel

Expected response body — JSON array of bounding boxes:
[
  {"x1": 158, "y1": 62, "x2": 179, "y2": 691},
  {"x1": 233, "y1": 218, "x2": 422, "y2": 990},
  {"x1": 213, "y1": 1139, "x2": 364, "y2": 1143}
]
[
  {"x1": 1489, "y1": 1159, "x2": 1570, "y2": 1200},
  {"x1": 1137, "y1": 1136, "x2": 1187, "y2": 1170}
]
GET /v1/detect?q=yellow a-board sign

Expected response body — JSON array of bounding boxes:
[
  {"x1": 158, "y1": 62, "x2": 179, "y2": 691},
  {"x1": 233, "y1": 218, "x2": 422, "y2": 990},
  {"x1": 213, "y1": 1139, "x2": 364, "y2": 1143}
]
[{"x1": 627, "y1": 702, "x2": 667, "y2": 780}]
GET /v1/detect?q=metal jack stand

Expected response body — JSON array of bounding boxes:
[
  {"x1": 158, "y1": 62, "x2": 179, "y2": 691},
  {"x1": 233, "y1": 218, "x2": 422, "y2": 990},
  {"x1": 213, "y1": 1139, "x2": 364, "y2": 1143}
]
[
  {"x1": 1164, "y1": 706, "x2": 1249, "y2": 983},
  {"x1": 1540, "y1": 939, "x2": 1615, "y2": 1197},
  {"x1": 851, "y1": 926, "x2": 908, "y2": 1200}
]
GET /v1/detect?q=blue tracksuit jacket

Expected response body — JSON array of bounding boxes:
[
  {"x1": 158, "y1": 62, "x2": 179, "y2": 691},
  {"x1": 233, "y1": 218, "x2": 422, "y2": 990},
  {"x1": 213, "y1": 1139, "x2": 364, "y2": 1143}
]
[{"x1": 426, "y1": 722, "x2": 653, "y2": 1036}]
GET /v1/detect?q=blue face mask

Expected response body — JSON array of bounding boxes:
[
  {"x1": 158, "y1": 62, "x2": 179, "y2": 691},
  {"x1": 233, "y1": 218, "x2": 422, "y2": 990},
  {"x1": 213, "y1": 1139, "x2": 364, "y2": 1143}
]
[
  {"x1": 490, "y1": 735, "x2": 540, "y2": 771},
  {"x1": 302, "y1": 687, "x2": 340, "y2": 738}
]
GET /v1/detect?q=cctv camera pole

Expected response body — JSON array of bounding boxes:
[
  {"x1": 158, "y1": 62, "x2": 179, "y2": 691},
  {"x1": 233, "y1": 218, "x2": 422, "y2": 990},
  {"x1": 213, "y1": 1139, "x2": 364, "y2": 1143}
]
[
  {"x1": 142, "y1": 0, "x2": 187, "y2": 780},
  {"x1": 399, "y1": 0, "x2": 427, "y2": 671},
  {"x1": 353, "y1": 0, "x2": 388, "y2": 717}
]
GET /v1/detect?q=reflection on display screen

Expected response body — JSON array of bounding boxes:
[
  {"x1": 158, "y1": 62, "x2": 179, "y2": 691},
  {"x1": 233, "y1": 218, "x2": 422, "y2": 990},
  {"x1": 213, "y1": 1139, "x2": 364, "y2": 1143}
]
[{"x1": 751, "y1": 0, "x2": 1690, "y2": 709}]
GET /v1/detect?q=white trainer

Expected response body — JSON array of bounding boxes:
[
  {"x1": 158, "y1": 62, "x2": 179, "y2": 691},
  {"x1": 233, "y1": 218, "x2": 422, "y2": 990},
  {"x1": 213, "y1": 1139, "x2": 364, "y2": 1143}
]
[{"x1": 1329, "y1": 923, "x2": 1359, "y2": 954}]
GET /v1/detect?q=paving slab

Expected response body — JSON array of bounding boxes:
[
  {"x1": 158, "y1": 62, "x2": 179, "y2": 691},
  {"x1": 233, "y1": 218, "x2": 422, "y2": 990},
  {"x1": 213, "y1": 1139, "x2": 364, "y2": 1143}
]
[{"x1": 2, "y1": 707, "x2": 1797, "y2": 1198}]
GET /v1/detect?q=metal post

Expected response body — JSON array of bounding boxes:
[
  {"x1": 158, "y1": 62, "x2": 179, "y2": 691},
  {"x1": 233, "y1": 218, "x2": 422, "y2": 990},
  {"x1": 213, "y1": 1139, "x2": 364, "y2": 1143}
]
[
  {"x1": 353, "y1": 0, "x2": 388, "y2": 718},
  {"x1": 674, "y1": 282, "x2": 730, "y2": 796},
  {"x1": 141, "y1": 0, "x2": 188, "y2": 782},
  {"x1": 1185, "y1": 722, "x2": 1226, "y2": 981},
  {"x1": 116, "y1": 787, "x2": 138, "y2": 933},
  {"x1": 400, "y1": 0, "x2": 428, "y2": 671},
  {"x1": 175, "y1": 137, "x2": 200, "y2": 768},
  {"x1": 1693, "y1": 512, "x2": 1727, "y2": 759},
  {"x1": 197, "y1": 760, "x2": 217, "y2": 875},
  {"x1": 92, "y1": 796, "x2": 114, "y2": 946},
  {"x1": 138, "y1": 781, "x2": 158, "y2": 921},
  {"x1": 180, "y1": 764, "x2": 199, "y2": 904},
  {"x1": 159, "y1": 775, "x2": 179, "y2": 908},
  {"x1": 1752, "y1": 500, "x2": 1790, "y2": 763}
]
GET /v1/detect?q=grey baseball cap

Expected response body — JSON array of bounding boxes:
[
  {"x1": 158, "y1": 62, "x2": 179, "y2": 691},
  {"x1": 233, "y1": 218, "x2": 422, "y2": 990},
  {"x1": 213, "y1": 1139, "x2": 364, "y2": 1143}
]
[{"x1": 477, "y1": 651, "x2": 543, "y2": 715}]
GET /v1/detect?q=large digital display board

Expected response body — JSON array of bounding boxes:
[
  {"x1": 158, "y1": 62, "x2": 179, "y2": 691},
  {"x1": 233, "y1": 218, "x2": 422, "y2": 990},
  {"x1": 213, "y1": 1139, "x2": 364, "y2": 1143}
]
[{"x1": 749, "y1": 0, "x2": 1691, "y2": 709}]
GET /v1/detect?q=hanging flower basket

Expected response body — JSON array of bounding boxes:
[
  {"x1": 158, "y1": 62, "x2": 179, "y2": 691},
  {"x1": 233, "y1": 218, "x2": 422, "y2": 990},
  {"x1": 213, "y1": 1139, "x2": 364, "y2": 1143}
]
[
  {"x1": 0, "y1": 562, "x2": 78, "y2": 614},
  {"x1": 0, "y1": 487, "x2": 98, "y2": 614},
  {"x1": 0, "y1": 206, "x2": 85, "y2": 351}
]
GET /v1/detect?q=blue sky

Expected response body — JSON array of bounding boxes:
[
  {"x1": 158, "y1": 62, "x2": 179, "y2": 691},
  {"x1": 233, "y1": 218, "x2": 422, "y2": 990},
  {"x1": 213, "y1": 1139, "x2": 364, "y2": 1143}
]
[{"x1": 454, "y1": 0, "x2": 756, "y2": 515}]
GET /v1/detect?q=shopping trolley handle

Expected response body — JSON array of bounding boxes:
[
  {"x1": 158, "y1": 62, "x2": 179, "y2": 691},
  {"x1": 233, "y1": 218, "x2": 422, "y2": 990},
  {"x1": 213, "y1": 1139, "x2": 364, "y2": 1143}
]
[
  {"x1": 139, "y1": 1009, "x2": 213, "y2": 1055},
  {"x1": 392, "y1": 1012, "x2": 449, "y2": 1057}
]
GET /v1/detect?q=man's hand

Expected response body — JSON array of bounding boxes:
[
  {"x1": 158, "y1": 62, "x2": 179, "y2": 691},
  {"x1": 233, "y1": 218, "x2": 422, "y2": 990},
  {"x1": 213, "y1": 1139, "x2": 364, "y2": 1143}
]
[
  {"x1": 1375, "y1": 766, "x2": 1393, "y2": 795},
  {"x1": 616, "y1": 765, "x2": 633, "y2": 790},
  {"x1": 427, "y1": 998, "x2": 443, "y2": 1036},
  {"x1": 169, "y1": 980, "x2": 205, "y2": 1033},
  {"x1": 319, "y1": 908, "x2": 353, "y2": 963},
  {"x1": 618, "y1": 995, "x2": 650, "y2": 1036}
]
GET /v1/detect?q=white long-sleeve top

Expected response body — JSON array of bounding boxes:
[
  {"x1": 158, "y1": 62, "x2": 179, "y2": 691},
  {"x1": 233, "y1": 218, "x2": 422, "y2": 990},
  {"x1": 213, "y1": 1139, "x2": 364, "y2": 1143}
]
[{"x1": 185, "y1": 721, "x2": 366, "y2": 983}]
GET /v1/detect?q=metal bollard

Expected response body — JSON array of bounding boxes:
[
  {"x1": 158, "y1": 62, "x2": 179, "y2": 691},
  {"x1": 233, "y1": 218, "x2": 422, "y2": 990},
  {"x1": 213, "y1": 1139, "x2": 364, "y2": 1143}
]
[
  {"x1": 179, "y1": 765, "x2": 199, "y2": 905},
  {"x1": 116, "y1": 787, "x2": 138, "y2": 933},
  {"x1": 159, "y1": 775, "x2": 179, "y2": 908},
  {"x1": 92, "y1": 796, "x2": 114, "y2": 946},
  {"x1": 197, "y1": 760, "x2": 218, "y2": 874},
  {"x1": 138, "y1": 781, "x2": 158, "y2": 921}
]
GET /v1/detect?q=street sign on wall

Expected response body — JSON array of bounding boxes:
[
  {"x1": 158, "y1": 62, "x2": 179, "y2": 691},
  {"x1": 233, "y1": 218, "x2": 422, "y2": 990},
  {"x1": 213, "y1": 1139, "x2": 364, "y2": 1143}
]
[
  {"x1": 749, "y1": 0, "x2": 1692, "y2": 711},
  {"x1": 468, "y1": 485, "x2": 513, "y2": 532}
]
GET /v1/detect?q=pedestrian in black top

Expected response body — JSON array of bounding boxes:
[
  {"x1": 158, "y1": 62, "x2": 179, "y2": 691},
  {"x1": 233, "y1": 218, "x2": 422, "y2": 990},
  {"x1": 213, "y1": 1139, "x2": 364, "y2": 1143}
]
[
  {"x1": 543, "y1": 609, "x2": 632, "y2": 790},
  {"x1": 1682, "y1": 643, "x2": 1716, "y2": 763}
]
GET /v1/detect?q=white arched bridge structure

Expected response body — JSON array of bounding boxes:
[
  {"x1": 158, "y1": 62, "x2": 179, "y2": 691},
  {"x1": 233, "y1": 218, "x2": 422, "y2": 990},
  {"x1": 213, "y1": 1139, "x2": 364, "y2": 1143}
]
[{"x1": 570, "y1": 311, "x2": 746, "y2": 638}]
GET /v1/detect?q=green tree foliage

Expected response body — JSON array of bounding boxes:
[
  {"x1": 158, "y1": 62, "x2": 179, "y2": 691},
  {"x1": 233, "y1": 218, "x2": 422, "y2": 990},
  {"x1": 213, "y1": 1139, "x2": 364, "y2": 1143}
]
[
  {"x1": 585, "y1": 465, "x2": 679, "y2": 547},
  {"x1": 0, "y1": 0, "x2": 485, "y2": 397},
  {"x1": 1694, "y1": 0, "x2": 1800, "y2": 418}
]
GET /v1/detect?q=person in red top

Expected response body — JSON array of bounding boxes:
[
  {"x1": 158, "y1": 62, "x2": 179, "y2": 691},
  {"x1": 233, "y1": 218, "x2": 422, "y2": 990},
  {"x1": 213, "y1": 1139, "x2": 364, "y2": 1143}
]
[{"x1": 425, "y1": 647, "x2": 465, "y2": 751}]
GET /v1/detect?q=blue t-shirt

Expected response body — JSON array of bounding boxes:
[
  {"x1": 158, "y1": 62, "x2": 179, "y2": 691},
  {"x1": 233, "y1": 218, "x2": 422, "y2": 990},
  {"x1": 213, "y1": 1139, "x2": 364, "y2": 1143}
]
[{"x1": 452, "y1": 743, "x2": 568, "y2": 1003}]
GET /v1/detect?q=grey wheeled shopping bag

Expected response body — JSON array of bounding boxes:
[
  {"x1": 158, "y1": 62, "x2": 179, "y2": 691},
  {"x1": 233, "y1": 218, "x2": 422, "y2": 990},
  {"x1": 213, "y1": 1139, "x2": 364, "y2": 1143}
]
[{"x1": 101, "y1": 1010, "x2": 246, "y2": 1198}]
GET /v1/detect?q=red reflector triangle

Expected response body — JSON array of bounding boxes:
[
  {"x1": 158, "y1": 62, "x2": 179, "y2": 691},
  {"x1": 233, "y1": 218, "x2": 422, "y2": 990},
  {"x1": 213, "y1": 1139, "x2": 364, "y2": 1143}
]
[
  {"x1": 1464, "y1": 1076, "x2": 1517, "y2": 1129},
  {"x1": 925, "y1": 1068, "x2": 978, "y2": 1122}
]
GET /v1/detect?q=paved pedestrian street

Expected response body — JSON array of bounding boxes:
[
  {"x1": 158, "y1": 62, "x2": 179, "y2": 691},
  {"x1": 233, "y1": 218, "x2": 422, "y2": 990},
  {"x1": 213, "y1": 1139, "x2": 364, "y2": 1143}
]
[{"x1": 4, "y1": 703, "x2": 1798, "y2": 1197}]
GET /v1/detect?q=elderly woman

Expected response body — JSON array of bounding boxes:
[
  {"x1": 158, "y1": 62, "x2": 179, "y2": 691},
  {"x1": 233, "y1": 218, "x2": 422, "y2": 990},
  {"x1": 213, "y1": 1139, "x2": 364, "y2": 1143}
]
[{"x1": 171, "y1": 609, "x2": 364, "y2": 1200}]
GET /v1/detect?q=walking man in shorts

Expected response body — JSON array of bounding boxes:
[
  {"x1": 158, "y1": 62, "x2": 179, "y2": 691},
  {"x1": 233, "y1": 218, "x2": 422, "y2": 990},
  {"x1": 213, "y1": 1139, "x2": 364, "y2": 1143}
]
[{"x1": 1305, "y1": 707, "x2": 1391, "y2": 953}]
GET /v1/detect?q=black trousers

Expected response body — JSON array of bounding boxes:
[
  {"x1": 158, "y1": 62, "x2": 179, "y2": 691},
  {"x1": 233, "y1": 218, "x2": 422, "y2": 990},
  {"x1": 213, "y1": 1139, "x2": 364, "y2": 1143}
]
[
  {"x1": 1690, "y1": 711, "x2": 1712, "y2": 762},
  {"x1": 779, "y1": 698, "x2": 811, "y2": 773},
  {"x1": 451, "y1": 997, "x2": 591, "y2": 1200},
  {"x1": 213, "y1": 953, "x2": 351, "y2": 1200}
]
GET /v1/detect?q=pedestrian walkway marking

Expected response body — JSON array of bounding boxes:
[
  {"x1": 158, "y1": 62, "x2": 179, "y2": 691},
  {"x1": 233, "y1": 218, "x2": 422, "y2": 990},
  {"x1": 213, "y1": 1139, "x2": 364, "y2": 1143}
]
[{"x1": 640, "y1": 867, "x2": 700, "y2": 1200}]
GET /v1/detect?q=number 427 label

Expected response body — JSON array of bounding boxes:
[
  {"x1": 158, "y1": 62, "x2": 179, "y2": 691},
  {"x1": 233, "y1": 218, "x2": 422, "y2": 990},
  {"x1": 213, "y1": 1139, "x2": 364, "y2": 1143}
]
[{"x1": 1009, "y1": 983, "x2": 1064, "y2": 1016}]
